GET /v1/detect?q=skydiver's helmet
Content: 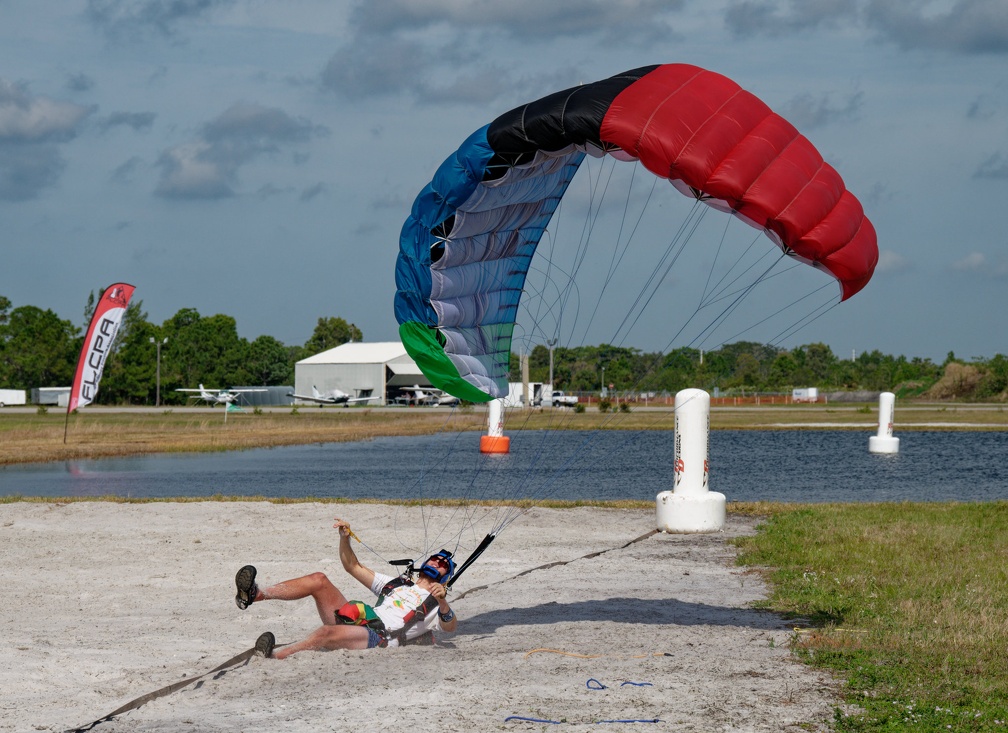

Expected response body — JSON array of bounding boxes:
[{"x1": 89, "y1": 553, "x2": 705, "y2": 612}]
[{"x1": 419, "y1": 550, "x2": 455, "y2": 584}]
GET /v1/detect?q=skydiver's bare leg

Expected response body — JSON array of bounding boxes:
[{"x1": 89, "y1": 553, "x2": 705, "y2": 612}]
[
  {"x1": 258, "y1": 572, "x2": 349, "y2": 624},
  {"x1": 272, "y1": 624, "x2": 371, "y2": 659}
]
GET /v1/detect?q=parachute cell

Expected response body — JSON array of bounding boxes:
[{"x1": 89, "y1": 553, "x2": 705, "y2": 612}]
[{"x1": 394, "y1": 64, "x2": 878, "y2": 402}]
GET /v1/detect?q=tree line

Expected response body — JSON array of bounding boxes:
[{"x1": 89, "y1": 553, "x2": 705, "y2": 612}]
[
  {"x1": 1, "y1": 293, "x2": 1005, "y2": 404},
  {"x1": 0, "y1": 293, "x2": 361, "y2": 405}
]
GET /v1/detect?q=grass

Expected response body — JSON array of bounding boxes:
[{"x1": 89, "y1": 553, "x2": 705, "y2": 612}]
[
  {"x1": 2, "y1": 402, "x2": 1006, "y2": 466},
  {"x1": 733, "y1": 502, "x2": 1008, "y2": 732}
]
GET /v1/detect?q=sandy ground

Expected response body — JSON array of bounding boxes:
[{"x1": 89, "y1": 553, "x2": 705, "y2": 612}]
[{"x1": 1, "y1": 502, "x2": 843, "y2": 732}]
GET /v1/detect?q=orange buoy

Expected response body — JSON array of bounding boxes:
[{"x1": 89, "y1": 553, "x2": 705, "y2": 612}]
[{"x1": 480, "y1": 434, "x2": 511, "y2": 454}]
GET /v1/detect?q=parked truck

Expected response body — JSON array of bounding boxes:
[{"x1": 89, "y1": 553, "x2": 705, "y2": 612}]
[
  {"x1": 546, "y1": 390, "x2": 579, "y2": 407},
  {"x1": 0, "y1": 389, "x2": 27, "y2": 407}
]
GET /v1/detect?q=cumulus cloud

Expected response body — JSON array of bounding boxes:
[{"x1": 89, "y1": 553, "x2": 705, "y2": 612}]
[
  {"x1": 725, "y1": 0, "x2": 858, "y2": 37},
  {"x1": 951, "y1": 252, "x2": 987, "y2": 272},
  {"x1": 724, "y1": 0, "x2": 1008, "y2": 54},
  {"x1": 66, "y1": 72, "x2": 95, "y2": 92},
  {"x1": 0, "y1": 79, "x2": 94, "y2": 143},
  {"x1": 322, "y1": 0, "x2": 680, "y2": 103},
  {"x1": 350, "y1": 0, "x2": 680, "y2": 39},
  {"x1": 951, "y1": 251, "x2": 1008, "y2": 278},
  {"x1": 780, "y1": 90, "x2": 864, "y2": 130},
  {"x1": 154, "y1": 102, "x2": 325, "y2": 200},
  {"x1": 86, "y1": 0, "x2": 238, "y2": 39},
  {"x1": 299, "y1": 182, "x2": 326, "y2": 202},
  {"x1": 0, "y1": 78, "x2": 94, "y2": 200},
  {"x1": 975, "y1": 152, "x2": 1008, "y2": 179},
  {"x1": 875, "y1": 250, "x2": 913, "y2": 275},
  {"x1": 865, "y1": 0, "x2": 1008, "y2": 54},
  {"x1": 99, "y1": 111, "x2": 156, "y2": 133}
]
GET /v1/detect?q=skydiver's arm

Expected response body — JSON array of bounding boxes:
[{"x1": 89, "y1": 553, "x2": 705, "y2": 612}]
[{"x1": 334, "y1": 518, "x2": 375, "y2": 588}]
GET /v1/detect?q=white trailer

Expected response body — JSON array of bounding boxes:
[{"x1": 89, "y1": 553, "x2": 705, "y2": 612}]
[
  {"x1": 792, "y1": 387, "x2": 819, "y2": 403},
  {"x1": 0, "y1": 389, "x2": 27, "y2": 407}
]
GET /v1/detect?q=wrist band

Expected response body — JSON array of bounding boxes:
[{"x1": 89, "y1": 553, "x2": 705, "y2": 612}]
[{"x1": 439, "y1": 608, "x2": 454, "y2": 622}]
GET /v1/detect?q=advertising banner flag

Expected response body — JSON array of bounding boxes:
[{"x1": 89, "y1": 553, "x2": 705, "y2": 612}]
[{"x1": 67, "y1": 283, "x2": 136, "y2": 414}]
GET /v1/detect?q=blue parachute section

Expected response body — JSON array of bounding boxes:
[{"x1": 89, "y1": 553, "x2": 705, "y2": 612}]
[{"x1": 395, "y1": 125, "x2": 585, "y2": 401}]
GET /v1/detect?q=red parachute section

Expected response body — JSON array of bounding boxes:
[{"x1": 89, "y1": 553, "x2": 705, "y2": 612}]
[{"x1": 600, "y1": 64, "x2": 877, "y2": 300}]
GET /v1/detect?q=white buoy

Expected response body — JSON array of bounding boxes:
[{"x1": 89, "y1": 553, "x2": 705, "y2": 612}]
[
  {"x1": 656, "y1": 388, "x2": 726, "y2": 533},
  {"x1": 868, "y1": 391, "x2": 900, "y2": 454},
  {"x1": 480, "y1": 398, "x2": 510, "y2": 454}
]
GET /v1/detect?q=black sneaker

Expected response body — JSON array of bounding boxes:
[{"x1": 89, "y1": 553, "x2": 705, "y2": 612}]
[
  {"x1": 254, "y1": 631, "x2": 275, "y2": 658},
  {"x1": 235, "y1": 565, "x2": 258, "y2": 610}
]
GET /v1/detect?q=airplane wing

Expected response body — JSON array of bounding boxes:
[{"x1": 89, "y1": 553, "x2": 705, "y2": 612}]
[
  {"x1": 229, "y1": 388, "x2": 268, "y2": 393},
  {"x1": 288, "y1": 393, "x2": 339, "y2": 404}
]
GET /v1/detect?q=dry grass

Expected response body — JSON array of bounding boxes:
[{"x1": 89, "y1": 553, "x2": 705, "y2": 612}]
[{"x1": 1, "y1": 401, "x2": 1005, "y2": 466}]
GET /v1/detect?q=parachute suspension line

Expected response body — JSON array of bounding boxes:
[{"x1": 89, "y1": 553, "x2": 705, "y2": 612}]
[
  {"x1": 562, "y1": 155, "x2": 620, "y2": 347},
  {"x1": 767, "y1": 292, "x2": 842, "y2": 347},
  {"x1": 578, "y1": 165, "x2": 659, "y2": 343},
  {"x1": 608, "y1": 199, "x2": 708, "y2": 348},
  {"x1": 697, "y1": 208, "x2": 737, "y2": 307},
  {"x1": 686, "y1": 251, "x2": 789, "y2": 353},
  {"x1": 719, "y1": 280, "x2": 836, "y2": 347},
  {"x1": 692, "y1": 227, "x2": 768, "y2": 315}
]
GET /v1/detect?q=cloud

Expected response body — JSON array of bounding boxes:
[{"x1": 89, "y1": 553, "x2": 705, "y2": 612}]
[
  {"x1": 0, "y1": 78, "x2": 94, "y2": 200},
  {"x1": 66, "y1": 72, "x2": 95, "y2": 92},
  {"x1": 974, "y1": 152, "x2": 1008, "y2": 179},
  {"x1": 875, "y1": 250, "x2": 913, "y2": 275},
  {"x1": 99, "y1": 111, "x2": 157, "y2": 133},
  {"x1": 864, "y1": 0, "x2": 1008, "y2": 54},
  {"x1": 154, "y1": 102, "x2": 324, "y2": 200},
  {"x1": 951, "y1": 251, "x2": 1008, "y2": 278},
  {"x1": 725, "y1": 0, "x2": 858, "y2": 37},
  {"x1": 299, "y1": 182, "x2": 326, "y2": 202},
  {"x1": 321, "y1": 37, "x2": 429, "y2": 100},
  {"x1": 724, "y1": 0, "x2": 1008, "y2": 54},
  {"x1": 350, "y1": 0, "x2": 680, "y2": 40},
  {"x1": 0, "y1": 144, "x2": 66, "y2": 201},
  {"x1": 86, "y1": 0, "x2": 238, "y2": 40},
  {"x1": 322, "y1": 1, "x2": 681, "y2": 103},
  {"x1": 0, "y1": 79, "x2": 94, "y2": 143},
  {"x1": 780, "y1": 90, "x2": 864, "y2": 130},
  {"x1": 951, "y1": 252, "x2": 987, "y2": 272}
]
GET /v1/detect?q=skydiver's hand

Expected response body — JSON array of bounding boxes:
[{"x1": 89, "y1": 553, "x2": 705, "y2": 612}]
[
  {"x1": 333, "y1": 518, "x2": 351, "y2": 537},
  {"x1": 428, "y1": 583, "x2": 447, "y2": 601}
]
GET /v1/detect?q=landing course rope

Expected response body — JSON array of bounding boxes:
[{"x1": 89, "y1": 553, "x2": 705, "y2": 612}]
[{"x1": 64, "y1": 643, "x2": 269, "y2": 733}]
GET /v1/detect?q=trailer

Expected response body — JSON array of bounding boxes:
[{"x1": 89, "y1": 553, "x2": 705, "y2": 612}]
[
  {"x1": 792, "y1": 387, "x2": 819, "y2": 403},
  {"x1": 0, "y1": 389, "x2": 27, "y2": 407}
]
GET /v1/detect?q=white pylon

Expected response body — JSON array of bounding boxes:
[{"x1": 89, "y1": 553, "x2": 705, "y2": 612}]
[{"x1": 656, "y1": 388, "x2": 726, "y2": 533}]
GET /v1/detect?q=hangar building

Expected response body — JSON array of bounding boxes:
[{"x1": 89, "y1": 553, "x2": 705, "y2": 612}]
[{"x1": 293, "y1": 342, "x2": 431, "y2": 406}]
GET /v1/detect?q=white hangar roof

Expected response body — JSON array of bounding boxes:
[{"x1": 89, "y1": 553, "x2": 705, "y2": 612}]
[{"x1": 297, "y1": 341, "x2": 416, "y2": 367}]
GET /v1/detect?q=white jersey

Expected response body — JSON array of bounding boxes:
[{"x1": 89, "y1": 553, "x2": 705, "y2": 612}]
[{"x1": 369, "y1": 572, "x2": 443, "y2": 643}]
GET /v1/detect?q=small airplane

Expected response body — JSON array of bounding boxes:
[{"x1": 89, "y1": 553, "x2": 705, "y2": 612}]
[
  {"x1": 176, "y1": 384, "x2": 267, "y2": 406},
  {"x1": 287, "y1": 385, "x2": 379, "y2": 407},
  {"x1": 395, "y1": 385, "x2": 459, "y2": 407}
]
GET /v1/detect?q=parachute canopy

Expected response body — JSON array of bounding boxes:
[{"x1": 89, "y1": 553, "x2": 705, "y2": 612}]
[{"x1": 394, "y1": 64, "x2": 878, "y2": 403}]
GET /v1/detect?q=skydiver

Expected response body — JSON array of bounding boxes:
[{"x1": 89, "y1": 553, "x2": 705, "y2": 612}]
[{"x1": 234, "y1": 517, "x2": 458, "y2": 659}]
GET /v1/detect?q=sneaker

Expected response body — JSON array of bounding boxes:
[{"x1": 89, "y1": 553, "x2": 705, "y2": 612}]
[
  {"x1": 235, "y1": 565, "x2": 258, "y2": 610},
  {"x1": 254, "y1": 631, "x2": 275, "y2": 658}
]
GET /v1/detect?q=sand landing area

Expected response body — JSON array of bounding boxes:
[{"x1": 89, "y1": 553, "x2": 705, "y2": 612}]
[{"x1": 1, "y1": 502, "x2": 841, "y2": 732}]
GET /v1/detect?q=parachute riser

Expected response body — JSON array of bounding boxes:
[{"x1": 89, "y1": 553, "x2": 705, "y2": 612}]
[{"x1": 446, "y1": 533, "x2": 496, "y2": 589}]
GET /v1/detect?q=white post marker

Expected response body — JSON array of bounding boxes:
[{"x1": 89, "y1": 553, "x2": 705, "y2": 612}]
[
  {"x1": 656, "y1": 388, "x2": 726, "y2": 532},
  {"x1": 868, "y1": 391, "x2": 900, "y2": 454},
  {"x1": 480, "y1": 398, "x2": 510, "y2": 454}
]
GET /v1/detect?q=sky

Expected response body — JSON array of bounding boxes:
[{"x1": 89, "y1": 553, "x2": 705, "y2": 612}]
[{"x1": 2, "y1": 0, "x2": 1006, "y2": 365}]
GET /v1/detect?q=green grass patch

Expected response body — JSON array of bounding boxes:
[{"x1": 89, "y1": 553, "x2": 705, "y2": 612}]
[{"x1": 734, "y1": 502, "x2": 1008, "y2": 732}]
